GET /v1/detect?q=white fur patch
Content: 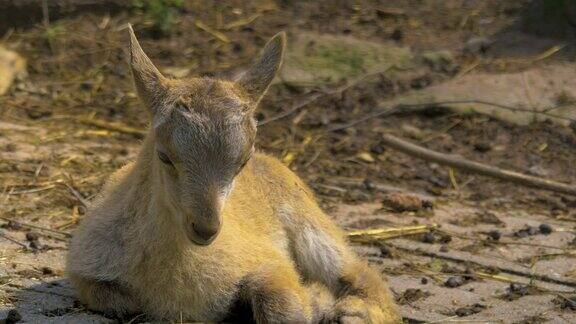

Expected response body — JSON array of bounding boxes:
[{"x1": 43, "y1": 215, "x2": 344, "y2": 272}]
[
  {"x1": 293, "y1": 227, "x2": 342, "y2": 285},
  {"x1": 278, "y1": 205, "x2": 342, "y2": 286},
  {"x1": 276, "y1": 204, "x2": 294, "y2": 224},
  {"x1": 220, "y1": 180, "x2": 235, "y2": 206}
]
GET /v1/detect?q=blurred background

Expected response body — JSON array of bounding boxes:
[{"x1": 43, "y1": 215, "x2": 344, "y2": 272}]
[{"x1": 1, "y1": 1, "x2": 576, "y2": 323}]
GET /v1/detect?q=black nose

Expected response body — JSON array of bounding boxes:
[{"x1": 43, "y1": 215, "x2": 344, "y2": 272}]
[{"x1": 192, "y1": 223, "x2": 219, "y2": 242}]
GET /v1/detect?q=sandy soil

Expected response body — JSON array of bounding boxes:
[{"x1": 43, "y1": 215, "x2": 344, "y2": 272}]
[{"x1": 1, "y1": 1, "x2": 576, "y2": 323}]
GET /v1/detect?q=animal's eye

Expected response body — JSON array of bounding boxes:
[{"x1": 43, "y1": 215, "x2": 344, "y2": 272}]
[
  {"x1": 239, "y1": 158, "x2": 249, "y2": 170},
  {"x1": 236, "y1": 148, "x2": 254, "y2": 175},
  {"x1": 157, "y1": 151, "x2": 173, "y2": 166}
]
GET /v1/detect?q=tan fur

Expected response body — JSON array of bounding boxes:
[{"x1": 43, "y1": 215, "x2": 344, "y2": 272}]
[{"x1": 67, "y1": 26, "x2": 401, "y2": 323}]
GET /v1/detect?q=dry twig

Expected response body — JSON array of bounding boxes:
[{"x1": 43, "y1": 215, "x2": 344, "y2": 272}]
[
  {"x1": 77, "y1": 117, "x2": 145, "y2": 138},
  {"x1": 60, "y1": 183, "x2": 89, "y2": 208},
  {"x1": 378, "y1": 133, "x2": 576, "y2": 196},
  {"x1": 391, "y1": 242, "x2": 576, "y2": 288},
  {"x1": 0, "y1": 230, "x2": 30, "y2": 250},
  {"x1": 195, "y1": 20, "x2": 230, "y2": 43},
  {"x1": 347, "y1": 225, "x2": 437, "y2": 243},
  {"x1": 0, "y1": 216, "x2": 71, "y2": 238},
  {"x1": 260, "y1": 68, "x2": 393, "y2": 126},
  {"x1": 222, "y1": 14, "x2": 260, "y2": 30},
  {"x1": 328, "y1": 100, "x2": 575, "y2": 133}
]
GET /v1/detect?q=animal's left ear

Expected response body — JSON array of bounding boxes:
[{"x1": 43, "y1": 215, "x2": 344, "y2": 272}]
[
  {"x1": 238, "y1": 32, "x2": 286, "y2": 103},
  {"x1": 127, "y1": 24, "x2": 168, "y2": 116}
]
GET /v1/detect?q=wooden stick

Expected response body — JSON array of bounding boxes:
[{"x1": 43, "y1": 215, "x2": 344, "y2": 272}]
[
  {"x1": 59, "y1": 183, "x2": 88, "y2": 208},
  {"x1": 195, "y1": 21, "x2": 230, "y2": 43},
  {"x1": 0, "y1": 216, "x2": 71, "y2": 237},
  {"x1": 77, "y1": 117, "x2": 145, "y2": 138},
  {"x1": 8, "y1": 185, "x2": 57, "y2": 195},
  {"x1": 347, "y1": 225, "x2": 436, "y2": 243},
  {"x1": 260, "y1": 68, "x2": 393, "y2": 126},
  {"x1": 328, "y1": 101, "x2": 575, "y2": 133},
  {"x1": 379, "y1": 133, "x2": 576, "y2": 196},
  {"x1": 0, "y1": 230, "x2": 30, "y2": 250},
  {"x1": 437, "y1": 229, "x2": 568, "y2": 251},
  {"x1": 391, "y1": 242, "x2": 576, "y2": 288}
]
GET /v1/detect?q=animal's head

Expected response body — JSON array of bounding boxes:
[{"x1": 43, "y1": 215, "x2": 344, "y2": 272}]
[{"x1": 127, "y1": 25, "x2": 285, "y2": 245}]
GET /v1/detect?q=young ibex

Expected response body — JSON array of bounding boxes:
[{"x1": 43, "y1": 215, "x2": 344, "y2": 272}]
[{"x1": 67, "y1": 25, "x2": 401, "y2": 323}]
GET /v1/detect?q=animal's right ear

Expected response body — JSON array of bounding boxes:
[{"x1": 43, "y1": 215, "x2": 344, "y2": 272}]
[
  {"x1": 127, "y1": 24, "x2": 167, "y2": 115},
  {"x1": 237, "y1": 32, "x2": 286, "y2": 103}
]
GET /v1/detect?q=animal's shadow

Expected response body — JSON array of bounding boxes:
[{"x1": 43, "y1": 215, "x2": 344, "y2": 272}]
[{"x1": 7, "y1": 278, "x2": 255, "y2": 323}]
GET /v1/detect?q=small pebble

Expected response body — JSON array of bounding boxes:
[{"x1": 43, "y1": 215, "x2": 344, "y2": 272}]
[
  {"x1": 509, "y1": 283, "x2": 526, "y2": 292},
  {"x1": 438, "y1": 235, "x2": 452, "y2": 244},
  {"x1": 514, "y1": 225, "x2": 538, "y2": 238},
  {"x1": 362, "y1": 179, "x2": 375, "y2": 191},
  {"x1": 539, "y1": 223, "x2": 553, "y2": 235},
  {"x1": 41, "y1": 267, "x2": 54, "y2": 275},
  {"x1": 391, "y1": 28, "x2": 403, "y2": 42},
  {"x1": 421, "y1": 277, "x2": 429, "y2": 285},
  {"x1": 439, "y1": 245, "x2": 449, "y2": 252},
  {"x1": 462, "y1": 267, "x2": 475, "y2": 281},
  {"x1": 445, "y1": 276, "x2": 464, "y2": 288},
  {"x1": 557, "y1": 295, "x2": 576, "y2": 310},
  {"x1": 29, "y1": 240, "x2": 42, "y2": 250},
  {"x1": 1, "y1": 220, "x2": 22, "y2": 231},
  {"x1": 25, "y1": 232, "x2": 39, "y2": 242},
  {"x1": 370, "y1": 143, "x2": 385, "y2": 155},
  {"x1": 464, "y1": 36, "x2": 492, "y2": 54},
  {"x1": 422, "y1": 232, "x2": 436, "y2": 244},
  {"x1": 487, "y1": 230, "x2": 501, "y2": 241},
  {"x1": 455, "y1": 307, "x2": 474, "y2": 317},
  {"x1": 397, "y1": 288, "x2": 432, "y2": 305},
  {"x1": 503, "y1": 283, "x2": 531, "y2": 300},
  {"x1": 422, "y1": 200, "x2": 434, "y2": 209},
  {"x1": 380, "y1": 245, "x2": 392, "y2": 258},
  {"x1": 473, "y1": 142, "x2": 491, "y2": 153},
  {"x1": 5, "y1": 309, "x2": 22, "y2": 324},
  {"x1": 455, "y1": 303, "x2": 486, "y2": 317}
]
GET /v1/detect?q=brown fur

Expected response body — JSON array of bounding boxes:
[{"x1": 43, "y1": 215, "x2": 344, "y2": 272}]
[{"x1": 66, "y1": 25, "x2": 401, "y2": 323}]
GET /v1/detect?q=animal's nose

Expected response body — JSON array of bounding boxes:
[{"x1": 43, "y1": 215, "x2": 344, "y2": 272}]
[{"x1": 192, "y1": 223, "x2": 219, "y2": 243}]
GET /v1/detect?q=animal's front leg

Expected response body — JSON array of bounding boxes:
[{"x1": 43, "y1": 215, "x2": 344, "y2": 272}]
[
  {"x1": 324, "y1": 260, "x2": 402, "y2": 324},
  {"x1": 69, "y1": 273, "x2": 141, "y2": 319},
  {"x1": 241, "y1": 262, "x2": 333, "y2": 324},
  {"x1": 279, "y1": 202, "x2": 401, "y2": 323}
]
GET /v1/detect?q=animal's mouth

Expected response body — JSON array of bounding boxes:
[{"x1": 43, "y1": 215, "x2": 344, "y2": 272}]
[
  {"x1": 188, "y1": 234, "x2": 216, "y2": 246},
  {"x1": 186, "y1": 223, "x2": 220, "y2": 246}
]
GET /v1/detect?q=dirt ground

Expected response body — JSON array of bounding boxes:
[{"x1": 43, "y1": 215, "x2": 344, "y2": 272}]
[{"x1": 1, "y1": 0, "x2": 576, "y2": 323}]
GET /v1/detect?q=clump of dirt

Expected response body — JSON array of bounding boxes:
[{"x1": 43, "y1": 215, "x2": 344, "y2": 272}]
[
  {"x1": 454, "y1": 303, "x2": 487, "y2": 317},
  {"x1": 396, "y1": 288, "x2": 431, "y2": 305},
  {"x1": 553, "y1": 295, "x2": 576, "y2": 311},
  {"x1": 381, "y1": 192, "x2": 433, "y2": 212},
  {"x1": 500, "y1": 283, "x2": 540, "y2": 301}
]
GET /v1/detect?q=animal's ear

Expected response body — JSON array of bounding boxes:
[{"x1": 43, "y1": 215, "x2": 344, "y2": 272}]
[
  {"x1": 127, "y1": 24, "x2": 167, "y2": 115},
  {"x1": 238, "y1": 32, "x2": 286, "y2": 103}
]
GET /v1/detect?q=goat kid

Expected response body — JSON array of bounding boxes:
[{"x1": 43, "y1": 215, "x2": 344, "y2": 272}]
[{"x1": 67, "y1": 25, "x2": 401, "y2": 323}]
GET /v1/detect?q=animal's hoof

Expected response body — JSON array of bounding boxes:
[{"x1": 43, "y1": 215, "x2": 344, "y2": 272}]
[
  {"x1": 335, "y1": 315, "x2": 366, "y2": 324},
  {"x1": 324, "y1": 296, "x2": 401, "y2": 324},
  {"x1": 324, "y1": 297, "x2": 370, "y2": 324}
]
